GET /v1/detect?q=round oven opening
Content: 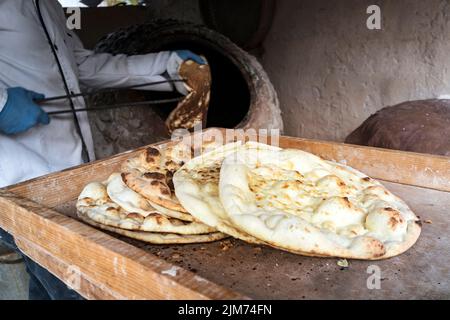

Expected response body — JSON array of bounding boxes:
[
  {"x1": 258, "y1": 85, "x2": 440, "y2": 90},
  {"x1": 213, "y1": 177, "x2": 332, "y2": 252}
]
[
  {"x1": 151, "y1": 40, "x2": 251, "y2": 129},
  {"x1": 89, "y1": 20, "x2": 281, "y2": 158}
]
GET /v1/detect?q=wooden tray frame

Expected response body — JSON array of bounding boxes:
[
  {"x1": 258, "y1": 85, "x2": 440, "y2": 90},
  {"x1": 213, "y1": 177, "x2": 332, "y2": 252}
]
[{"x1": 0, "y1": 128, "x2": 449, "y2": 299}]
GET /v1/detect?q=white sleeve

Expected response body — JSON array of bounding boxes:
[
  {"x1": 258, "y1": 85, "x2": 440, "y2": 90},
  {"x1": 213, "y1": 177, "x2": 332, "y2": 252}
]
[
  {"x1": 0, "y1": 88, "x2": 7, "y2": 113},
  {"x1": 71, "y1": 32, "x2": 174, "y2": 92}
]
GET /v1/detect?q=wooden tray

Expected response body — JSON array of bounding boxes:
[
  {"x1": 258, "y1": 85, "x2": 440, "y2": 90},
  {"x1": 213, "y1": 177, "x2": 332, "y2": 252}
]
[{"x1": 0, "y1": 128, "x2": 449, "y2": 299}]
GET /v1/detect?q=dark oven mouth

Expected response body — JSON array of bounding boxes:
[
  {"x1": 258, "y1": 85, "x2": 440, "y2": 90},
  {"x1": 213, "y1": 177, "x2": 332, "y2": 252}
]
[{"x1": 137, "y1": 39, "x2": 252, "y2": 129}]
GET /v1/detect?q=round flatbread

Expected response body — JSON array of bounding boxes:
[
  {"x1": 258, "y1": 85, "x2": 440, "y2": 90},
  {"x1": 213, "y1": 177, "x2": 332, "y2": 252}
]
[
  {"x1": 121, "y1": 140, "x2": 226, "y2": 214},
  {"x1": 166, "y1": 60, "x2": 211, "y2": 133},
  {"x1": 77, "y1": 181, "x2": 215, "y2": 235},
  {"x1": 218, "y1": 146, "x2": 421, "y2": 260},
  {"x1": 77, "y1": 211, "x2": 227, "y2": 244},
  {"x1": 107, "y1": 172, "x2": 193, "y2": 222},
  {"x1": 106, "y1": 172, "x2": 157, "y2": 217},
  {"x1": 121, "y1": 143, "x2": 192, "y2": 212},
  {"x1": 173, "y1": 141, "x2": 281, "y2": 244},
  {"x1": 147, "y1": 199, "x2": 195, "y2": 222}
]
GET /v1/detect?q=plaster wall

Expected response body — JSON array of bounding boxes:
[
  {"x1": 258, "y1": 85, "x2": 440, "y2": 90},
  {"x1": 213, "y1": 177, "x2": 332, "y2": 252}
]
[{"x1": 262, "y1": 0, "x2": 450, "y2": 141}]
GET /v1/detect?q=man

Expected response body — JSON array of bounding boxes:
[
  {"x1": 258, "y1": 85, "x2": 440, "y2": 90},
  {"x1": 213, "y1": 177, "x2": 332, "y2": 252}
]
[{"x1": 0, "y1": 0, "x2": 204, "y2": 299}]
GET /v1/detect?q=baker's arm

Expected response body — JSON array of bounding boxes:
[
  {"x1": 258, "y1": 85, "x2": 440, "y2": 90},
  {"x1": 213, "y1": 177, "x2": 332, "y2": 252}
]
[
  {"x1": 0, "y1": 88, "x2": 7, "y2": 113},
  {"x1": 72, "y1": 31, "x2": 205, "y2": 94},
  {"x1": 72, "y1": 31, "x2": 174, "y2": 92}
]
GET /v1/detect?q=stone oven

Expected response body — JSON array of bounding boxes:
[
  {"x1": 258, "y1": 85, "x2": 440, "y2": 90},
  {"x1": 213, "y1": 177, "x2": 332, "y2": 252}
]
[{"x1": 87, "y1": 20, "x2": 283, "y2": 158}]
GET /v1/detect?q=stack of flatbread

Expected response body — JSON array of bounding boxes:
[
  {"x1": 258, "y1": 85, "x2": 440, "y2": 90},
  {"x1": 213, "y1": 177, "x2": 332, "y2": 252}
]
[
  {"x1": 76, "y1": 143, "x2": 227, "y2": 244},
  {"x1": 173, "y1": 141, "x2": 421, "y2": 260},
  {"x1": 78, "y1": 140, "x2": 421, "y2": 259}
]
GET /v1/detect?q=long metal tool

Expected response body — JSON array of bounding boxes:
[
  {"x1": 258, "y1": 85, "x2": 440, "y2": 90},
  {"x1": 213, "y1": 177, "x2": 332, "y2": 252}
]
[
  {"x1": 35, "y1": 79, "x2": 185, "y2": 104},
  {"x1": 47, "y1": 97, "x2": 183, "y2": 116}
]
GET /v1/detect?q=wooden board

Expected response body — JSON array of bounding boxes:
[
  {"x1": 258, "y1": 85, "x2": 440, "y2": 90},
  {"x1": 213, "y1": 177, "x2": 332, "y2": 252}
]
[{"x1": 0, "y1": 128, "x2": 449, "y2": 299}]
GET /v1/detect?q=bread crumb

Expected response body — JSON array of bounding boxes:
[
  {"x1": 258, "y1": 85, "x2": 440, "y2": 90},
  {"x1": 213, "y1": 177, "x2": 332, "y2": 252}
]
[
  {"x1": 220, "y1": 240, "x2": 233, "y2": 251},
  {"x1": 171, "y1": 253, "x2": 182, "y2": 260},
  {"x1": 337, "y1": 259, "x2": 349, "y2": 268}
]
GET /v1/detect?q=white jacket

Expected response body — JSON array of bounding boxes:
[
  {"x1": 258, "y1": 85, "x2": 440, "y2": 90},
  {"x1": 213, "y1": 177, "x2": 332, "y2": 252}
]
[{"x1": 0, "y1": 0, "x2": 176, "y2": 188}]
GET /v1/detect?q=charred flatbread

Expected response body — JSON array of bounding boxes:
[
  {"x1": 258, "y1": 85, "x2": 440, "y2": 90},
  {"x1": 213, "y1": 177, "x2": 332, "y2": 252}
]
[
  {"x1": 166, "y1": 60, "x2": 211, "y2": 133},
  {"x1": 121, "y1": 143, "x2": 192, "y2": 213}
]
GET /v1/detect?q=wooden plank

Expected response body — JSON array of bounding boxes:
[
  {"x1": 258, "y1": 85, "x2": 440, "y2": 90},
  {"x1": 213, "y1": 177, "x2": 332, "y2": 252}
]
[
  {"x1": 0, "y1": 190, "x2": 246, "y2": 300},
  {"x1": 14, "y1": 237, "x2": 118, "y2": 300},
  {"x1": 278, "y1": 136, "x2": 450, "y2": 192},
  {"x1": 194, "y1": 128, "x2": 450, "y2": 191},
  {"x1": 164, "y1": 128, "x2": 450, "y2": 191}
]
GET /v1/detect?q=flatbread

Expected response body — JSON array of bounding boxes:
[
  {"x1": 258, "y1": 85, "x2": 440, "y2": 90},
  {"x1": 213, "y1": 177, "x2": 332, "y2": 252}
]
[
  {"x1": 219, "y1": 146, "x2": 421, "y2": 260},
  {"x1": 106, "y1": 172, "x2": 156, "y2": 217},
  {"x1": 147, "y1": 199, "x2": 195, "y2": 222},
  {"x1": 173, "y1": 141, "x2": 281, "y2": 244},
  {"x1": 77, "y1": 181, "x2": 215, "y2": 235},
  {"x1": 121, "y1": 140, "x2": 224, "y2": 214},
  {"x1": 78, "y1": 211, "x2": 227, "y2": 244},
  {"x1": 166, "y1": 60, "x2": 211, "y2": 133},
  {"x1": 121, "y1": 143, "x2": 192, "y2": 212},
  {"x1": 106, "y1": 172, "x2": 193, "y2": 222}
]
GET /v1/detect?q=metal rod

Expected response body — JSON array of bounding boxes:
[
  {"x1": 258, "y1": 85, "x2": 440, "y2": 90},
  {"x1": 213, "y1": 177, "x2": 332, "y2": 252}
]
[
  {"x1": 47, "y1": 98, "x2": 182, "y2": 116},
  {"x1": 36, "y1": 79, "x2": 185, "y2": 104}
]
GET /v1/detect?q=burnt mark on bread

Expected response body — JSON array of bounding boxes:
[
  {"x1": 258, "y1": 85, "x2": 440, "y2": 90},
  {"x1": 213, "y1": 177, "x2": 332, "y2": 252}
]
[
  {"x1": 343, "y1": 197, "x2": 352, "y2": 208},
  {"x1": 160, "y1": 188, "x2": 171, "y2": 196},
  {"x1": 146, "y1": 147, "x2": 160, "y2": 157},
  {"x1": 167, "y1": 179, "x2": 175, "y2": 192},
  {"x1": 146, "y1": 213, "x2": 165, "y2": 225},
  {"x1": 387, "y1": 210, "x2": 404, "y2": 228},
  {"x1": 166, "y1": 171, "x2": 174, "y2": 179},
  {"x1": 165, "y1": 160, "x2": 177, "y2": 167},
  {"x1": 144, "y1": 172, "x2": 166, "y2": 181},
  {"x1": 372, "y1": 241, "x2": 386, "y2": 258},
  {"x1": 126, "y1": 212, "x2": 144, "y2": 221},
  {"x1": 145, "y1": 147, "x2": 160, "y2": 162},
  {"x1": 149, "y1": 180, "x2": 171, "y2": 196},
  {"x1": 120, "y1": 172, "x2": 129, "y2": 184}
]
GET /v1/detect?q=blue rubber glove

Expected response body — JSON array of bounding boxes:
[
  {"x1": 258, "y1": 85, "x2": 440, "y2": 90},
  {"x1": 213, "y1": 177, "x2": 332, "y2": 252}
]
[
  {"x1": 0, "y1": 87, "x2": 49, "y2": 135},
  {"x1": 167, "y1": 51, "x2": 207, "y2": 95},
  {"x1": 174, "y1": 50, "x2": 206, "y2": 65}
]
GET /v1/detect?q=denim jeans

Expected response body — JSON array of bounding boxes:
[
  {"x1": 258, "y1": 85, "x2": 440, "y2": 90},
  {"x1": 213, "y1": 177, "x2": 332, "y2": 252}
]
[{"x1": 0, "y1": 228, "x2": 83, "y2": 300}]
